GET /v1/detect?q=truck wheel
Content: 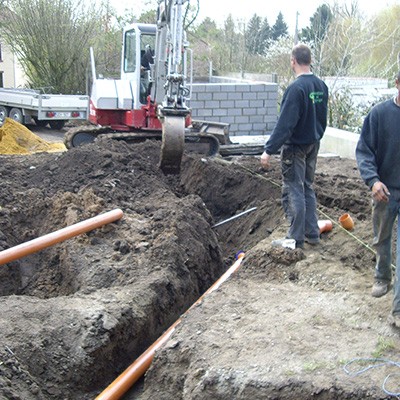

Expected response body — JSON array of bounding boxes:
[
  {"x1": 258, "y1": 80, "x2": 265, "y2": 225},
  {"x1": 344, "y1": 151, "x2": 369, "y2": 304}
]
[
  {"x1": 33, "y1": 117, "x2": 48, "y2": 128},
  {"x1": 9, "y1": 108, "x2": 24, "y2": 124},
  {"x1": 0, "y1": 106, "x2": 8, "y2": 126},
  {"x1": 49, "y1": 120, "x2": 65, "y2": 130}
]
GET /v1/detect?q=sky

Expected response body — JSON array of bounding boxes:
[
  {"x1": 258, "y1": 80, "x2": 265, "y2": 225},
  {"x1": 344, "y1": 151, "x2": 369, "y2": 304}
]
[
  {"x1": 111, "y1": 0, "x2": 399, "y2": 35},
  {"x1": 196, "y1": 0, "x2": 397, "y2": 33}
]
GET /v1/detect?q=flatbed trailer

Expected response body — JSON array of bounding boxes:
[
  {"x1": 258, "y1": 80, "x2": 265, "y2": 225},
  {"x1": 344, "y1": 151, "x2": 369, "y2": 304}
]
[{"x1": 0, "y1": 88, "x2": 89, "y2": 129}]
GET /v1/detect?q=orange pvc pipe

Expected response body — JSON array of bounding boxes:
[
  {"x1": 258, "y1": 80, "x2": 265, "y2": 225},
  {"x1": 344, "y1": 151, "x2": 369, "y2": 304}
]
[
  {"x1": 338, "y1": 213, "x2": 354, "y2": 230},
  {"x1": 0, "y1": 209, "x2": 124, "y2": 266},
  {"x1": 95, "y1": 252, "x2": 245, "y2": 400}
]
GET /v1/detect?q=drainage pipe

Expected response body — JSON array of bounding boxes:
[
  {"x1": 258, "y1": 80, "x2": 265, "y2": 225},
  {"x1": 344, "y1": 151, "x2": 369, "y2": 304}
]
[
  {"x1": 95, "y1": 252, "x2": 245, "y2": 400},
  {"x1": 338, "y1": 213, "x2": 354, "y2": 230},
  {"x1": 0, "y1": 208, "x2": 124, "y2": 266},
  {"x1": 212, "y1": 207, "x2": 258, "y2": 228}
]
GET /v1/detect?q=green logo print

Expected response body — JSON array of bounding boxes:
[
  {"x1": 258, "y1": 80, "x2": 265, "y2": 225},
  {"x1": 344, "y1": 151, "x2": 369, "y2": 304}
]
[{"x1": 309, "y1": 92, "x2": 324, "y2": 104}]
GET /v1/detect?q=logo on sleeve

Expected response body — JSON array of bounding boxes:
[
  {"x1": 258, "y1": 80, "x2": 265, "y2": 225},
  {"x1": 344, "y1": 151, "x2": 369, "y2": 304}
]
[{"x1": 309, "y1": 92, "x2": 324, "y2": 104}]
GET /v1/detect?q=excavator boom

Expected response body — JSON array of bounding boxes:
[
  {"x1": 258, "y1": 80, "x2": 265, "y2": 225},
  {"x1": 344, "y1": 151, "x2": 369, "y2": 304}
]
[{"x1": 153, "y1": 0, "x2": 192, "y2": 172}]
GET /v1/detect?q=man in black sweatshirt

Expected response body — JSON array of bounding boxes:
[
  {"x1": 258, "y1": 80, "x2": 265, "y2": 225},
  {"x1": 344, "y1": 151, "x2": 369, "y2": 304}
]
[
  {"x1": 356, "y1": 71, "x2": 400, "y2": 328},
  {"x1": 260, "y1": 44, "x2": 328, "y2": 249}
]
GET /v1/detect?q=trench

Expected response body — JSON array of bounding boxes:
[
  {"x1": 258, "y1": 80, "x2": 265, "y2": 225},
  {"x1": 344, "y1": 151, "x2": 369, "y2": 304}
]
[
  {"x1": 0, "y1": 148, "x2": 284, "y2": 299},
  {"x1": 0, "y1": 138, "x2": 380, "y2": 399}
]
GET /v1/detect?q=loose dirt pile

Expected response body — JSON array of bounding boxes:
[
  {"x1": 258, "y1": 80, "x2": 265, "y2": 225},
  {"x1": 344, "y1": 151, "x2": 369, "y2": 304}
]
[
  {"x1": 0, "y1": 118, "x2": 66, "y2": 154},
  {"x1": 0, "y1": 136, "x2": 399, "y2": 400}
]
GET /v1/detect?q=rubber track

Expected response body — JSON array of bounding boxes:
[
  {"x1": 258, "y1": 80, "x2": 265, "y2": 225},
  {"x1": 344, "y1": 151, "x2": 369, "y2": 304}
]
[
  {"x1": 64, "y1": 125, "x2": 113, "y2": 149},
  {"x1": 64, "y1": 125, "x2": 220, "y2": 157}
]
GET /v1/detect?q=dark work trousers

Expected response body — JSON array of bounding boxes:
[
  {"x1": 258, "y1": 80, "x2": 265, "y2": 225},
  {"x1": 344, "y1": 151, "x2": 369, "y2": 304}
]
[
  {"x1": 372, "y1": 189, "x2": 400, "y2": 315},
  {"x1": 281, "y1": 142, "x2": 320, "y2": 247}
]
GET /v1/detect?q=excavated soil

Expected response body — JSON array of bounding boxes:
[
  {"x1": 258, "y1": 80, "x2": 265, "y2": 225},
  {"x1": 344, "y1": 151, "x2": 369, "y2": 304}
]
[{"x1": 0, "y1": 127, "x2": 399, "y2": 400}]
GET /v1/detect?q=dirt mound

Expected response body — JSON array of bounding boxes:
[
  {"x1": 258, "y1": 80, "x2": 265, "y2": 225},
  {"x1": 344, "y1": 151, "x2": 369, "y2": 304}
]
[
  {"x1": 0, "y1": 118, "x2": 66, "y2": 154},
  {"x1": 0, "y1": 138, "x2": 399, "y2": 400}
]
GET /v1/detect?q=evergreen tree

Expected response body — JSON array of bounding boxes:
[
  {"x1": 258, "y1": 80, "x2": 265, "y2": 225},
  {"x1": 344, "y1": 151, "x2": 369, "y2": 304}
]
[
  {"x1": 191, "y1": 17, "x2": 221, "y2": 76},
  {"x1": 195, "y1": 17, "x2": 219, "y2": 42},
  {"x1": 245, "y1": 14, "x2": 271, "y2": 56},
  {"x1": 246, "y1": 14, "x2": 262, "y2": 55},
  {"x1": 224, "y1": 15, "x2": 240, "y2": 68},
  {"x1": 258, "y1": 17, "x2": 271, "y2": 55},
  {"x1": 300, "y1": 4, "x2": 332, "y2": 44},
  {"x1": 271, "y1": 12, "x2": 288, "y2": 40},
  {"x1": 300, "y1": 4, "x2": 333, "y2": 76}
]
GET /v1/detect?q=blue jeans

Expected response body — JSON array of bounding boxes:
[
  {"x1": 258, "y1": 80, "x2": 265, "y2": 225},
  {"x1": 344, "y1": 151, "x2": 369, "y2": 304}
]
[
  {"x1": 372, "y1": 189, "x2": 400, "y2": 315},
  {"x1": 280, "y1": 142, "x2": 320, "y2": 246}
]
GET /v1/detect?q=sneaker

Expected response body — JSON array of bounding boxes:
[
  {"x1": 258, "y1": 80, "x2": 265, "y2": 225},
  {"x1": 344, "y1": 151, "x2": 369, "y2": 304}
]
[
  {"x1": 387, "y1": 313, "x2": 400, "y2": 328},
  {"x1": 271, "y1": 238, "x2": 296, "y2": 249},
  {"x1": 371, "y1": 281, "x2": 391, "y2": 298}
]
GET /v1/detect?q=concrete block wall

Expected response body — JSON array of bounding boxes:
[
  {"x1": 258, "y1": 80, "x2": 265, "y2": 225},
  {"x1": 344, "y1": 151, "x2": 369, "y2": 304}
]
[{"x1": 189, "y1": 80, "x2": 278, "y2": 137}]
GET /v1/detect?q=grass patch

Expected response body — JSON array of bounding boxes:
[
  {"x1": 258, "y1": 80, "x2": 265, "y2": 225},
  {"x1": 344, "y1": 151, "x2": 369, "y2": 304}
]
[
  {"x1": 372, "y1": 336, "x2": 396, "y2": 358},
  {"x1": 303, "y1": 361, "x2": 325, "y2": 372}
]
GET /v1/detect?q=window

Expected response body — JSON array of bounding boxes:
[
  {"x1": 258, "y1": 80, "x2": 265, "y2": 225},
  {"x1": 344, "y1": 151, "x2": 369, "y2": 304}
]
[
  {"x1": 0, "y1": 43, "x2": 2, "y2": 62},
  {"x1": 124, "y1": 29, "x2": 136, "y2": 73},
  {"x1": 0, "y1": 72, "x2": 3, "y2": 88}
]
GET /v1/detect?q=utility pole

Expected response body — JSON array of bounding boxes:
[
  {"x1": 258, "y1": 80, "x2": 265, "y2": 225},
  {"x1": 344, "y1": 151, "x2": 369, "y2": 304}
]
[
  {"x1": 294, "y1": 11, "x2": 299, "y2": 45},
  {"x1": 238, "y1": 20, "x2": 246, "y2": 79}
]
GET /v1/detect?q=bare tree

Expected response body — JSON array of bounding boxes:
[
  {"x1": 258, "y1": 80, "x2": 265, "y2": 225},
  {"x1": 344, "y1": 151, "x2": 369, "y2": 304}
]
[
  {"x1": 318, "y1": 2, "x2": 400, "y2": 80},
  {"x1": 0, "y1": 0, "x2": 101, "y2": 94},
  {"x1": 264, "y1": 36, "x2": 293, "y2": 94},
  {"x1": 318, "y1": 6, "x2": 364, "y2": 77},
  {"x1": 359, "y1": 5, "x2": 400, "y2": 79}
]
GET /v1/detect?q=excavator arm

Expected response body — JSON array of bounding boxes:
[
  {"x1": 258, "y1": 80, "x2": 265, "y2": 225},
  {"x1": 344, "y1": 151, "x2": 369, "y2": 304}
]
[{"x1": 153, "y1": 0, "x2": 191, "y2": 173}]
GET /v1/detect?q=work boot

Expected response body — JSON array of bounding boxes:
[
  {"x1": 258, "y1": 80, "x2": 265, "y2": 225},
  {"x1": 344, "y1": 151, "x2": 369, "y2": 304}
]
[
  {"x1": 371, "y1": 281, "x2": 391, "y2": 298},
  {"x1": 387, "y1": 313, "x2": 400, "y2": 328},
  {"x1": 305, "y1": 236, "x2": 320, "y2": 245}
]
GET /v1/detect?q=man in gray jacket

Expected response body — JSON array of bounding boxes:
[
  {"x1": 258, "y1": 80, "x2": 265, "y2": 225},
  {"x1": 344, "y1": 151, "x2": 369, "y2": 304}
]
[{"x1": 356, "y1": 70, "x2": 400, "y2": 328}]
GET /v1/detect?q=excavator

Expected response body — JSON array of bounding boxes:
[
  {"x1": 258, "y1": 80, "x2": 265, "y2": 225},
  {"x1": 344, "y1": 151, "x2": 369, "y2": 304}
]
[{"x1": 64, "y1": 0, "x2": 229, "y2": 174}]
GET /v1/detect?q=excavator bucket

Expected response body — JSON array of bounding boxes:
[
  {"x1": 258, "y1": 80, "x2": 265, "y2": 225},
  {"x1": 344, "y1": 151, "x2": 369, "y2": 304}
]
[{"x1": 159, "y1": 115, "x2": 185, "y2": 174}]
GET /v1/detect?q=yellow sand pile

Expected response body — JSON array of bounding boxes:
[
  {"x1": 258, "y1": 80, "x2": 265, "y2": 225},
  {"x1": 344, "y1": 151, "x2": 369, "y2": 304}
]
[{"x1": 0, "y1": 118, "x2": 66, "y2": 155}]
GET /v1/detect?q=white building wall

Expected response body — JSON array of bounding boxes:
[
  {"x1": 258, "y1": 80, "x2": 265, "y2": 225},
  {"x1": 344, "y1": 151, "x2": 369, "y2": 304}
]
[{"x1": 0, "y1": 39, "x2": 26, "y2": 88}]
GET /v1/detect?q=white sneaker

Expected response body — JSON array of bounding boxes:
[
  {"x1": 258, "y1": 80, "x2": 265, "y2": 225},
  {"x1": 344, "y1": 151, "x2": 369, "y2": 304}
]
[{"x1": 271, "y1": 238, "x2": 297, "y2": 249}]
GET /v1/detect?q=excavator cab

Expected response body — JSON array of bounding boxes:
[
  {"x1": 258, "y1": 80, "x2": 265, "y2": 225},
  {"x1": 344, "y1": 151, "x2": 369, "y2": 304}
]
[
  {"x1": 86, "y1": 23, "x2": 159, "y2": 130},
  {"x1": 121, "y1": 20, "x2": 190, "y2": 174},
  {"x1": 121, "y1": 24, "x2": 156, "y2": 106}
]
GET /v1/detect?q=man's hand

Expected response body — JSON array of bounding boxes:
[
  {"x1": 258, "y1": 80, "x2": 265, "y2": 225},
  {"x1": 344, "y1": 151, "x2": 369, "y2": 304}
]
[
  {"x1": 260, "y1": 151, "x2": 271, "y2": 170},
  {"x1": 372, "y1": 181, "x2": 390, "y2": 202}
]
